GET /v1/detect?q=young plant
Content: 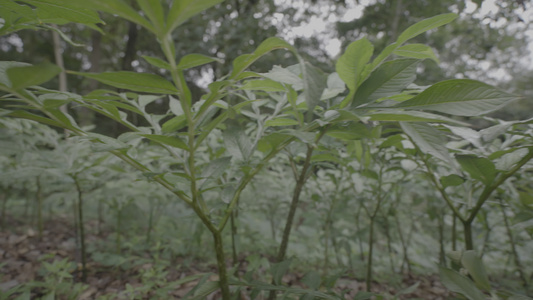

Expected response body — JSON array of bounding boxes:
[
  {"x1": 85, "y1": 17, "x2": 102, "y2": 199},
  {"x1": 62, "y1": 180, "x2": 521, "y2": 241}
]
[{"x1": 1, "y1": 1, "x2": 526, "y2": 298}]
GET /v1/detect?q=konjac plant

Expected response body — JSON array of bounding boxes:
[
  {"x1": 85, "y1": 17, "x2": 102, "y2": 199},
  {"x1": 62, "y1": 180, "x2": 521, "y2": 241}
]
[{"x1": 1, "y1": 1, "x2": 529, "y2": 298}]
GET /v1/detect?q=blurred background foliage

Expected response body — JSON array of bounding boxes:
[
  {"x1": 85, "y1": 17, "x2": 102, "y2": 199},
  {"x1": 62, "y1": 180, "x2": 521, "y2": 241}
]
[{"x1": 1, "y1": 0, "x2": 532, "y2": 133}]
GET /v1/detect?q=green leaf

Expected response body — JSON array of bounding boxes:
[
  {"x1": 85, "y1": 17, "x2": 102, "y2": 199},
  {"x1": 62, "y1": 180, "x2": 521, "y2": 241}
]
[
  {"x1": 223, "y1": 125, "x2": 254, "y2": 161},
  {"x1": 270, "y1": 259, "x2": 292, "y2": 286},
  {"x1": 137, "y1": 0, "x2": 165, "y2": 33},
  {"x1": 140, "y1": 134, "x2": 188, "y2": 150},
  {"x1": 166, "y1": 0, "x2": 223, "y2": 34},
  {"x1": 0, "y1": 61, "x2": 30, "y2": 88},
  {"x1": 301, "y1": 271, "x2": 321, "y2": 290},
  {"x1": 439, "y1": 267, "x2": 486, "y2": 300},
  {"x1": 177, "y1": 54, "x2": 223, "y2": 70},
  {"x1": 24, "y1": 0, "x2": 102, "y2": 25},
  {"x1": 70, "y1": 71, "x2": 178, "y2": 94},
  {"x1": 85, "y1": 133, "x2": 130, "y2": 152},
  {"x1": 302, "y1": 62, "x2": 327, "y2": 118},
  {"x1": 259, "y1": 65, "x2": 303, "y2": 90},
  {"x1": 7, "y1": 110, "x2": 65, "y2": 129},
  {"x1": 456, "y1": 155, "x2": 496, "y2": 185},
  {"x1": 230, "y1": 37, "x2": 296, "y2": 79},
  {"x1": 201, "y1": 157, "x2": 232, "y2": 181},
  {"x1": 7, "y1": 62, "x2": 61, "y2": 90},
  {"x1": 241, "y1": 79, "x2": 286, "y2": 92},
  {"x1": 440, "y1": 174, "x2": 465, "y2": 188},
  {"x1": 397, "y1": 13, "x2": 458, "y2": 45},
  {"x1": 394, "y1": 79, "x2": 520, "y2": 116},
  {"x1": 265, "y1": 118, "x2": 300, "y2": 127},
  {"x1": 363, "y1": 13, "x2": 457, "y2": 79},
  {"x1": 336, "y1": 38, "x2": 373, "y2": 107},
  {"x1": 461, "y1": 251, "x2": 492, "y2": 291},
  {"x1": 190, "y1": 281, "x2": 220, "y2": 299},
  {"x1": 54, "y1": 0, "x2": 153, "y2": 31},
  {"x1": 352, "y1": 58, "x2": 419, "y2": 106},
  {"x1": 336, "y1": 38, "x2": 374, "y2": 91},
  {"x1": 394, "y1": 44, "x2": 439, "y2": 63},
  {"x1": 162, "y1": 115, "x2": 187, "y2": 133},
  {"x1": 368, "y1": 110, "x2": 469, "y2": 125},
  {"x1": 142, "y1": 55, "x2": 171, "y2": 70},
  {"x1": 400, "y1": 122, "x2": 452, "y2": 163}
]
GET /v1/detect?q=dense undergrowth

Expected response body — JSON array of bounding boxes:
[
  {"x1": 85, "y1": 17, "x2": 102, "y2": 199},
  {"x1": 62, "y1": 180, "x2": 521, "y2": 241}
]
[{"x1": 1, "y1": 1, "x2": 532, "y2": 299}]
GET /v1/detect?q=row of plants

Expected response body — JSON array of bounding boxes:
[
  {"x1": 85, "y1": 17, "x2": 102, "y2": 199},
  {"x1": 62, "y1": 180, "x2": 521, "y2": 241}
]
[{"x1": 1, "y1": 0, "x2": 532, "y2": 299}]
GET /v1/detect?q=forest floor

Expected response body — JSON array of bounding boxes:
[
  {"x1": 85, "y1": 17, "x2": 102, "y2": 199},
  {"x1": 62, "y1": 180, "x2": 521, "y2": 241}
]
[{"x1": 0, "y1": 216, "x2": 452, "y2": 299}]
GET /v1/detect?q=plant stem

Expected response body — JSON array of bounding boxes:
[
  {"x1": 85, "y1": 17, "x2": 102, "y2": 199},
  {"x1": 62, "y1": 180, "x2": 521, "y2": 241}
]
[
  {"x1": 366, "y1": 216, "x2": 375, "y2": 292},
  {"x1": 276, "y1": 145, "x2": 314, "y2": 262},
  {"x1": 73, "y1": 176, "x2": 87, "y2": 282},
  {"x1": 212, "y1": 230, "x2": 231, "y2": 300},
  {"x1": 499, "y1": 199, "x2": 528, "y2": 288},
  {"x1": 0, "y1": 190, "x2": 6, "y2": 229},
  {"x1": 267, "y1": 145, "x2": 314, "y2": 300},
  {"x1": 437, "y1": 213, "x2": 446, "y2": 266},
  {"x1": 36, "y1": 176, "x2": 43, "y2": 238},
  {"x1": 462, "y1": 220, "x2": 474, "y2": 250},
  {"x1": 231, "y1": 210, "x2": 238, "y2": 269}
]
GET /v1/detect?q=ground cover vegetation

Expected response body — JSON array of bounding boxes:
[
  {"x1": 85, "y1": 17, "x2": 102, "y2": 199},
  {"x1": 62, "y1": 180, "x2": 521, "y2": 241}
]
[{"x1": 0, "y1": 0, "x2": 532, "y2": 299}]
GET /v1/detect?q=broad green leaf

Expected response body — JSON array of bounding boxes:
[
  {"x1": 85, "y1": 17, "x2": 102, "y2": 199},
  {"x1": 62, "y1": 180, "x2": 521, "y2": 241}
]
[
  {"x1": 241, "y1": 79, "x2": 286, "y2": 92},
  {"x1": 352, "y1": 58, "x2": 419, "y2": 106},
  {"x1": 70, "y1": 71, "x2": 178, "y2": 94},
  {"x1": 353, "y1": 292, "x2": 374, "y2": 300},
  {"x1": 169, "y1": 96, "x2": 184, "y2": 116},
  {"x1": 140, "y1": 134, "x2": 188, "y2": 150},
  {"x1": 301, "y1": 271, "x2": 321, "y2": 290},
  {"x1": 52, "y1": 0, "x2": 153, "y2": 31},
  {"x1": 336, "y1": 38, "x2": 373, "y2": 107},
  {"x1": 23, "y1": 0, "x2": 102, "y2": 25},
  {"x1": 85, "y1": 132, "x2": 130, "y2": 152},
  {"x1": 302, "y1": 62, "x2": 327, "y2": 118},
  {"x1": 137, "y1": 0, "x2": 165, "y2": 33},
  {"x1": 397, "y1": 13, "x2": 458, "y2": 44},
  {"x1": 442, "y1": 124, "x2": 482, "y2": 149},
  {"x1": 0, "y1": 61, "x2": 30, "y2": 88},
  {"x1": 336, "y1": 38, "x2": 374, "y2": 91},
  {"x1": 439, "y1": 267, "x2": 486, "y2": 300},
  {"x1": 368, "y1": 110, "x2": 469, "y2": 125},
  {"x1": 311, "y1": 153, "x2": 342, "y2": 164},
  {"x1": 326, "y1": 123, "x2": 371, "y2": 140},
  {"x1": 461, "y1": 251, "x2": 491, "y2": 291},
  {"x1": 142, "y1": 55, "x2": 171, "y2": 70},
  {"x1": 479, "y1": 122, "x2": 513, "y2": 142},
  {"x1": 230, "y1": 37, "x2": 296, "y2": 79},
  {"x1": 223, "y1": 125, "x2": 254, "y2": 161},
  {"x1": 259, "y1": 65, "x2": 303, "y2": 90},
  {"x1": 177, "y1": 54, "x2": 223, "y2": 70},
  {"x1": 394, "y1": 79, "x2": 520, "y2": 116},
  {"x1": 7, "y1": 62, "x2": 61, "y2": 90},
  {"x1": 400, "y1": 122, "x2": 452, "y2": 163},
  {"x1": 394, "y1": 44, "x2": 439, "y2": 63},
  {"x1": 265, "y1": 118, "x2": 299, "y2": 127},
  {"x1": 166, "y1": 0, "x2": 223, "y2": 34},
  {"x1": 201, "y1": 156, "x2": 232, "y2": 181},
  {"x1": 495, "y1": 148, "x2": 530, "y2": 171},
  {"x1": 456, "y1": 155, "x2": 496, "y2": 185},
  {"x1": 440, "y1": 174, "x2": 465, "y2": 188},
  {"x1": 396, "y1": 281, "x2": 420, "y2": 296},
  {"x1": 321, "y1": 72, "x2": 346, "y2": 100},
  {"x1": 270, "y1": 259, "x2": 292, "y2": 286},
  {"x1": 7, "y1": 110, "x2": 64, "y2": 129},
  {"x1": 190, "y1": 280, "x2": 220, "y2": 299},
  {"x1": 364, "y1": 13, "x2": 457, "y2": 78}
]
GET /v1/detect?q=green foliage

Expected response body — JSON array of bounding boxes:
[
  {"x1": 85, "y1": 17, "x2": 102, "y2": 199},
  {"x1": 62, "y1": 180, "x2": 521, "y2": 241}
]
[{"x1": 1, "y1": 1, "x2": 532, "y2": 299}]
